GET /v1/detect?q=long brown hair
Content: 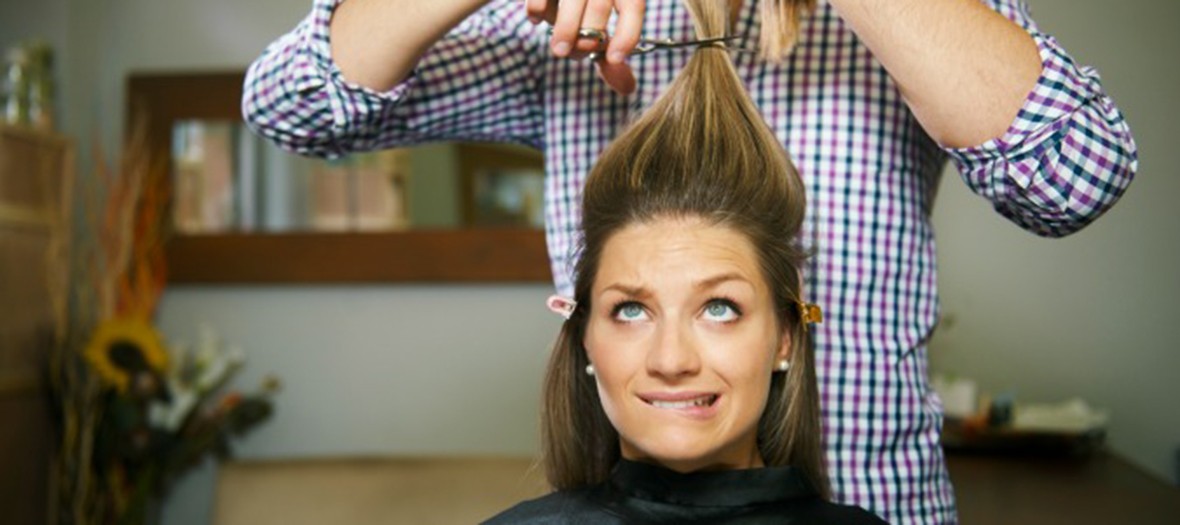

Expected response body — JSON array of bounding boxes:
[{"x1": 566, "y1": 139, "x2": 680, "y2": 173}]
[
  {"x1": 757, "y1": 0, "x2": 816, "y2": 61},
  {"x1": 539, "y1": 0, "x2": 829, "y2": 499}
]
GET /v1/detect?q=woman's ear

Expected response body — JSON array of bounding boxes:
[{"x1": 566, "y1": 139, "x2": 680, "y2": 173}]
[{"x1": 775, "y1": 327, "x2": 792, "y2": 363}]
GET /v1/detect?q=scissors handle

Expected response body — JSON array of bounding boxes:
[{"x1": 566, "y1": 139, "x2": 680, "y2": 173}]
[{"x1": 549, "y1": 27, "x2": 610, "y2": 43}]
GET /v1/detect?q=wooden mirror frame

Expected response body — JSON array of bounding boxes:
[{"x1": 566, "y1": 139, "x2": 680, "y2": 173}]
[{"x1": 127, "y1": 71, "x2": 550, "y2": 284}]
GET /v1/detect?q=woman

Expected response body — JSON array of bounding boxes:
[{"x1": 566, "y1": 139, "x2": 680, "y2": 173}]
[{"x1": 486, "y1": 1, "x2": 885, "y2": 523}]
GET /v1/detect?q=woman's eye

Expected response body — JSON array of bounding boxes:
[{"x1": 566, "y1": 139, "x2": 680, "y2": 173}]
[
  {"x1": 613, "y1": 302, "x2": 648, "y2": 322},
  {"x1": 703, "y1": 300, "x2": 740, "y2": 322}
]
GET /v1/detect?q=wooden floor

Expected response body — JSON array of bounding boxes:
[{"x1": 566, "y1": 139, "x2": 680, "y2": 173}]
[
  {"x1": 212, "y1": 453, "x2": 1180, "y2": 524},
  {"x1": 213, "y1": 457, "x2": 549, "y2": 525}
]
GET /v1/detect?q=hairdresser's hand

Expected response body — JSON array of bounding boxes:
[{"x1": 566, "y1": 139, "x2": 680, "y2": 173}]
[{"x1": 524, "y1": 0, "x2": 644, "y2": 95}]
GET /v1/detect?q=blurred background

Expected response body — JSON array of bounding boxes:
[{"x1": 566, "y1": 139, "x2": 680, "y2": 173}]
[{"x1": 0, "y1": 0, "x2": 1176, "y2": 524}]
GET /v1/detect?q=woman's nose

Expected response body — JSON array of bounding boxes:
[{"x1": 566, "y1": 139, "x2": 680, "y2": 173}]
[{"x1": 645, "y1": 320, "x2": 701, "y2": 378}]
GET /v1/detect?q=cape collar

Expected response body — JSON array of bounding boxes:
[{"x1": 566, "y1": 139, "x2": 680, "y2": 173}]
[{"x1": 609, "y1": 459, "x2": 817, "y2": 507}]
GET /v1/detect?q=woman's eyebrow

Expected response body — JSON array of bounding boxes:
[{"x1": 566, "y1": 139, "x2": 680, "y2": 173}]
[
  {"x1": 694, "y1": 272, "x2": 752, "y2": 291},
  {"x1": 600, "y1": 283, "x2": 651, "y2": 299},
  {"x1": 599, "y1": 273, "x2": 752, "y2": 298}
]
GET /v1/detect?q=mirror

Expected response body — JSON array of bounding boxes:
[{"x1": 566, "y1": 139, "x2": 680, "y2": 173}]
[
  {"x1": 128, "y1": 71, "x2": 550, "y2": 284},
  {"x1": 169, "y1": 122, "x2": 545, "y2": 234}
]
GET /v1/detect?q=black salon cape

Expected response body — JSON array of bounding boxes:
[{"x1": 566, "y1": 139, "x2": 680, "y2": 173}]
[{"x1": 483, "y1": 459, "x2": 888, "y2": 524}]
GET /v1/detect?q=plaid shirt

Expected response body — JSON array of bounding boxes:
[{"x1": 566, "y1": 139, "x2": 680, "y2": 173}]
[{"x1": 243, "y1": 1, "x2": 1136, "y2": 523}]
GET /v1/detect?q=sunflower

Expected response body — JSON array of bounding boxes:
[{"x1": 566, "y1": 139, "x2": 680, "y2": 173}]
[{"x1": 84, "y1": 317, "x2": 169, "y2": 395}]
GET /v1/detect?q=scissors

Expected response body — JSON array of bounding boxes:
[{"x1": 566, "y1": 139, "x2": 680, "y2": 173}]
[{"x1": 553, "y1": 28, "x2": 756, "y2": 59}]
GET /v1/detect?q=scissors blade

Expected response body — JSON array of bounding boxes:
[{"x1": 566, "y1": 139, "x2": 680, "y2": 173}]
[{"x1": 632, "y1": 36, "x2": 755, "y2": 55}]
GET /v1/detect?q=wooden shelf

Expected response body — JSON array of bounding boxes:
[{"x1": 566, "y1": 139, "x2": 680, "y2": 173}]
[{"x1": 166, "y1": 228, "x2": 551, "y2": 284}]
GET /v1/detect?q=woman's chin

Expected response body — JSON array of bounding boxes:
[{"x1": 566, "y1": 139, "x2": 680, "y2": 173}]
[{"x1": 624, "y1": 435, "x2": 753, "y2": 473}]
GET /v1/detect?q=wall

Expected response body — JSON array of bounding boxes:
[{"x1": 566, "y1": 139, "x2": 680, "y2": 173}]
[
  {"x1": 929, "y1": 0, "x2": 1180, "y2": 486},
  {"x1": 0, "y1": 1, "x2": 69, "y2": 47},
  {"x1": 7, "y1": 0, "x2": 1176, "y2": 524}
]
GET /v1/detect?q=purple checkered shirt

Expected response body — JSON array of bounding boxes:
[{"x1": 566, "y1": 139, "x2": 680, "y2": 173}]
[{"x1": 243, "y1": 0, "x2": 1136, "y2": 523}]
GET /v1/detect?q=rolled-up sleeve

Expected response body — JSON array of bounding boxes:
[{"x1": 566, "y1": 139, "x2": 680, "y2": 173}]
[
  {"x1": 945, "y1": 0, "x2": 1137, "y2": 237},
  {"x1": 242, "y1": 0, "x2": 546, "y2": 159}
]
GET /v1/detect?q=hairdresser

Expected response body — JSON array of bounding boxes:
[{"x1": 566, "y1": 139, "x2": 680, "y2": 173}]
[{"x1": 243, "y1": 1, "x2": 1136, "y2": 523}]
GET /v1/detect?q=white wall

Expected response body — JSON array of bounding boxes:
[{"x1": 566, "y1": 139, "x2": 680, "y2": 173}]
[
  {"x1": 158, "y1": 286, "x2": 556, "y2": 458},
  {"x1": 930, "y1": 0, "x2": 1180, "y2": 486},
  {"x1": 11, "y1": 0, "x2": 1177, "y2": 523}
]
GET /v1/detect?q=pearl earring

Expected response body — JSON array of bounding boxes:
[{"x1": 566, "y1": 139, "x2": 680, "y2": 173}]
[
  {"x1": 585, "y1": 364, "x2": 596, "y2": 376},
  {"x1": 776, "y1": 359, "x2": 790, "y2": 372}
]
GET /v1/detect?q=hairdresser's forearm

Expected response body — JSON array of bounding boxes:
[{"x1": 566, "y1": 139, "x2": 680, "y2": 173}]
[
  {"x1": 330, "y1": 0, "x2": 489, "y2": 91},
  {"x1": 827, "y1": 0, "x2": 1041, "y2": 148}
]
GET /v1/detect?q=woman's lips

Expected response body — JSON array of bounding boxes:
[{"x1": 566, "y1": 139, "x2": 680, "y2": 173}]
[{"x1": 638, "y1": 392, "x2": 721, "y2": 418}]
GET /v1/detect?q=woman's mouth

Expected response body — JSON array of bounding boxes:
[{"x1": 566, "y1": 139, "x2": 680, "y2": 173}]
[{"x1": 640, "y1": 393, "x2": 720, "y2": 411}]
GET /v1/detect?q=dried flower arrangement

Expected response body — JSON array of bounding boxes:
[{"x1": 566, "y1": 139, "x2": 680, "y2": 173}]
[{"x1": 47, "y1": 122, "x2": 277, "y2": 525}]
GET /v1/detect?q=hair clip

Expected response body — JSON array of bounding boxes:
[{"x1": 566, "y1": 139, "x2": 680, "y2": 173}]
[
  {"x1": 547, "y1": 295, "x2": 578, "y2": 320},
  {"x1": 798, "y1": 302, "x2": 823, "y2": 327}
]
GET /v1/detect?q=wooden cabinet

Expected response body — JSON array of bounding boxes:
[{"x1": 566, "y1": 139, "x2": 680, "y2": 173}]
[{"x1": 0, "y1": 124, "x2": 71, "y2": 525}]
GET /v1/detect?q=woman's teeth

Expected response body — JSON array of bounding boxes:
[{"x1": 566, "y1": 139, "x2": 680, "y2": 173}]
[{"x1": 649, "y1": 395, "x2": 717, "y2": 409}]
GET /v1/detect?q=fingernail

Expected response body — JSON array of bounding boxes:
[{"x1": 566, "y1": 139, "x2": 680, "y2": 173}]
[
  {"x1": 553, "y1": 42, "x2": 571, "y2": 57},
  {"x1": 528, "y1": 16, "x2": 540, "y2": 25},
  {"x1": 608, "y1": 51, "x2": 626, "y2": 64}
]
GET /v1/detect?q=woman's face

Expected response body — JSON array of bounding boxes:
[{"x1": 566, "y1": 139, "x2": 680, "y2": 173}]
[{"x1": 584, "y1": 217, "x2": 788, "y2": 472}]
